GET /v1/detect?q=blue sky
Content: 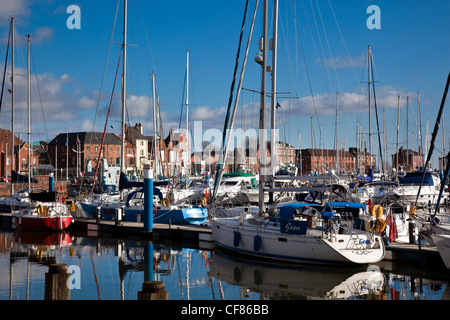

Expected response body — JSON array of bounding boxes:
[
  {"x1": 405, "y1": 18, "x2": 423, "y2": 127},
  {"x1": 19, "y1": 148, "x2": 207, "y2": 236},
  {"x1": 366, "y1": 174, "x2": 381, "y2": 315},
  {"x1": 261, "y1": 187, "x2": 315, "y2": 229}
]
[{"x1": 0, "y1": 0, "x2": 449, "y2": 169}]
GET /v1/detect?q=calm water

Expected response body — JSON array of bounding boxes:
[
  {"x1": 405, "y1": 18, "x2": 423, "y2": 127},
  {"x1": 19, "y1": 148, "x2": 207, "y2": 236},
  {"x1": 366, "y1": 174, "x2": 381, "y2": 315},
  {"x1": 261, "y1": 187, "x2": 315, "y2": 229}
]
[{"x1": 1, "y1": 228, "x2": 450, "y2": 301}]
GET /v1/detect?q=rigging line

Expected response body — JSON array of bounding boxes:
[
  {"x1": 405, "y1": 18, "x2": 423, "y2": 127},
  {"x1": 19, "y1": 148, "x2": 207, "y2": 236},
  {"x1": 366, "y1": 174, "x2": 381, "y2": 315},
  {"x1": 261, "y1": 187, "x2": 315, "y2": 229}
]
[
  {"x1": 370, "y1": 53, "x2": 384, "y2": 172},
  {"x1": 299, "y1": 0, "x2": 331, "y2": 97},
  {"x1": 30, "y1": 47, "x2": 49, "y2": 143},
  {"x1": 0, "y1": 22, "x2": 10, "y2": 115},
  {"x1": 326, "y1": 0, "x2": 361, "y2": 87},
  {"x1": 212, "y1": 0, "x2": 251, "y2": 204},
  {"x1": 91, "y1": 52, "x2": 122, "y2": 194},
  {"x1": 314, "y1": 0, "x2": 355, "y2": 140},
  {"x1": 306, "y1": 0, "x2": 333, "y2": 95},
  {"x1": 89, "y1": 0, "x2": 120, "y2": 146},
  {"x1": 291, "y1": 0, "x2": 321, "y2": 137},
  {"x1": 414, "y1": 72, "x2": 450, "y2": 207}
]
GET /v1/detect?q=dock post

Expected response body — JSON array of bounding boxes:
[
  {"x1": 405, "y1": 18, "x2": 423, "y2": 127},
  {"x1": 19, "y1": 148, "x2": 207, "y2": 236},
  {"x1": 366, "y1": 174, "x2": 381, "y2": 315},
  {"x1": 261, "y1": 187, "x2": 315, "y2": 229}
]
[
  {"x1": 115, "y1": 207, "x2": 123, "y2": 226},
  {"x1": 144, "y1": 167, "x2": 153, "y2": 232},
  {"x1": 44, "y1": 264, "x2": 70, "y2": 300},
  {"x1": 144, "y1": 241, "x2": 154, "y2": 282},
  {"x1": 138, "y1": 281, "x2": 169, "y2": 300},
  {"x1": 409, "y1": 218, "x2": 416, "y2": 244},
  {"x1": 49, "y1": 173, "x2": 54, "y2": 192}
]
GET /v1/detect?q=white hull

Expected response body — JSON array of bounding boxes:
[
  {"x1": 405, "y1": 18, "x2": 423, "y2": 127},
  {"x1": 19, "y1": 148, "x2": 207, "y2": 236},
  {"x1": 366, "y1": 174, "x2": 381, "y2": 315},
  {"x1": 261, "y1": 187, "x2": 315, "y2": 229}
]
[
  {"x1": 210, "y1": 215, "x2": 385, "y2": 265},
  {"x1": 430, "y1": 233, "x2": 450, "y2": 269},
  {"x1": 389, "y1": 186, "x2": 443, "y2": 205}
]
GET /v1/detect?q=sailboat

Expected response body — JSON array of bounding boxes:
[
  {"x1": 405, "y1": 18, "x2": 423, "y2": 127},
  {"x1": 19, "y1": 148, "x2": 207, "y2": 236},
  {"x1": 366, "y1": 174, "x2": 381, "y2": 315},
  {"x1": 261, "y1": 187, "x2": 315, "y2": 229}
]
[
  {"x1": 209, "y1": 0, "x2": 385, "y2": 265},
  {"x1": 431, "y1": 233, "x2": 450, "y2": 269},
  {"x1": 12, "y1": 34, "x2": 73, "y2": 231},
  {"x1": 77, "y1": 0, "x2": 207, "y2": 226}
]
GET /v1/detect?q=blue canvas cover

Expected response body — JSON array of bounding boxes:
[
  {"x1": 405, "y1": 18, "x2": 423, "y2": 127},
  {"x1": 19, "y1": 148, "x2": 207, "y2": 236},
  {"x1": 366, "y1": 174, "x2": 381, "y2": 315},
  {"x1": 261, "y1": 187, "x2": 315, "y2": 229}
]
[
  {"x1": 278, "y1": 203, "x2": 320, "y2": 235},
  {"x1": 125, "y1": 187, "x2": 163, "y2": 207},
  {"x1": 324, "y1": 202, "x2": 366, "y2": 211},
  {"x1": 399, "y1": 171, "x2": 435, "y2": 186}
]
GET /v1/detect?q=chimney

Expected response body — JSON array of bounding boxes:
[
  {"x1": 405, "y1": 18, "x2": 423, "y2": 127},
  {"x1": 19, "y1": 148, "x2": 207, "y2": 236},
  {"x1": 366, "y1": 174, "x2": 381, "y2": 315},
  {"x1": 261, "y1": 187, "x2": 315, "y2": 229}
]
[{"x1": 135, "y1": 123, "x2": 143, "y2": 134}]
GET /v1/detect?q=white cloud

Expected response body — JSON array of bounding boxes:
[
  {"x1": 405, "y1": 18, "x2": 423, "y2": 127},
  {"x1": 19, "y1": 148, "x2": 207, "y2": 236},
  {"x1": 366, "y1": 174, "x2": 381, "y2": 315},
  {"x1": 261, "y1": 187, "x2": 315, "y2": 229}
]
[
  {"x1": 318, "y1": 54, "x2": 366, "y2": 69},
  {"x1": 78, "y1": 95, "x2": 96, "y2": 109},
  {"x1": 32, "y1": 26, "x2": 54, "y2": 43},
  {"x1": 0, "y1": 0, "x2": 32, "y2": 25}
]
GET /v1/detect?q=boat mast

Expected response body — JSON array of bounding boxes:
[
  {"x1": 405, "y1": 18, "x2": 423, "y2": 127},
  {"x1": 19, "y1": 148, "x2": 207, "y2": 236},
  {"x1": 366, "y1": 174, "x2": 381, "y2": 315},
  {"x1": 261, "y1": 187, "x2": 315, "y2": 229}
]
[
  {"x1": 335, "y1": 92, "x2": 338, "y2": 171},
  {"x1": 121, "y1": 0, "x2": 127, "y2": 177},
  {"x1": 270, "y1": 0, "x2": 278, "y2": 181},
  {"x1": 152, "y1": 72, "x2": 158, "y2": 177},
  {"x1": 27, "y1": 34, "x2": 31, "y2": 191},
  {"x1": 186, "y1": 50, "x2": 190, "y2": 177},
  {"x1": 368, "y1": 45, "x2": 372, "y2": 170},
  {"x1": 406, "y1": 96, "x2": 409, "y2": 170},
  {"x1": 258, "y1": 0, "x2": 268, "y2": 212},
  {"x1": 10, "y1": 17, "x2": 14, "y2": 195},
  {"x1": 418, "y1": 92, "x2": 423, "y2": 167},
  {"x1": 396, "y1": 96, "x2": 400, "y2": 179}
]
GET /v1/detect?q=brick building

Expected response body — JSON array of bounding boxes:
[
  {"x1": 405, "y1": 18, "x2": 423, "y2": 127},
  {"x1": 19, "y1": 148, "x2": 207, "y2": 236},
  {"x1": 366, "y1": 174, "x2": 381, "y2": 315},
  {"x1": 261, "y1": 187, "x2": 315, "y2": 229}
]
[
  {"x1": 0, "y1": 128, "x2": 40, "y2": 180},
  {"x1": 47, "y1": 132, "x2": 123, "y2": 179},
  {"x1": 391, "y1": 146, "x2": 424, "y2": 171}
]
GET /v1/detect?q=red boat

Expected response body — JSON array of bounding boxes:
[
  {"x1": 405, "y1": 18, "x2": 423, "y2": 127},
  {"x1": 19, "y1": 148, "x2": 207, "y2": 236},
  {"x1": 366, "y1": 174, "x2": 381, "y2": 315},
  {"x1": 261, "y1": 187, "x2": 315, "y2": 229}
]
[
  {"x1": 14, "y1": 214, "x2": 73, "y2": 231},
  {"x1": 13, "y1": 192, "x2": 74, "y2": 232}
]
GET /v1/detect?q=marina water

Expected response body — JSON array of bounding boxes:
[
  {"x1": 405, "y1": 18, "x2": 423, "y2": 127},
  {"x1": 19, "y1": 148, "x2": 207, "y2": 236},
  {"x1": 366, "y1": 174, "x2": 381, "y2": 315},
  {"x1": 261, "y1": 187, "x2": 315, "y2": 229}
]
[{"x1": 1, "y1": 228, "x2": 449, "y2": 301}]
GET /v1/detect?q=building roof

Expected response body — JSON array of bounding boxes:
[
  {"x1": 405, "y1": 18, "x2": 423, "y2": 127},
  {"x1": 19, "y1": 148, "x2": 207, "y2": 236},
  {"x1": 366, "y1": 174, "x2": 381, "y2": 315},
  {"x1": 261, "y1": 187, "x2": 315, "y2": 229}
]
[
  {"x1": 125, "y1": 123, "x2": 147, "y2": 145},
  {"x1": 48, "y1": 132, "x2": 122, "y2": 146}
]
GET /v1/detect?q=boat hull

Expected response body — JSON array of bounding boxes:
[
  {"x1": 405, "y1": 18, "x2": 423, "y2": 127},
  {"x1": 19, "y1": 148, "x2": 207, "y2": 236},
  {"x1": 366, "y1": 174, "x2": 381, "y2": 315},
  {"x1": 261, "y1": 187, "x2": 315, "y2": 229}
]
[
  {"x1": 78, "y1": 201, "x2": 208, "y2": 226},
  {"x1": 430, "y1": 234, "x2": 450, "y2": 269},
  {"x1": 14, "y1": 216, "x2": 73, "y2": 231},
  {"x1": 210, "y1": 217, "x2": 385, "y2": 266}
]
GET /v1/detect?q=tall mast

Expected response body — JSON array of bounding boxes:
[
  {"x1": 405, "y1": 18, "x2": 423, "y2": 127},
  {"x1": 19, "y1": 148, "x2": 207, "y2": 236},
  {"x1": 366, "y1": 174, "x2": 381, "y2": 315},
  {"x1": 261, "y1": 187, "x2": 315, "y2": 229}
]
[
  {"x1": 335, "y1": 92, "x2": 339, "y2": 171},
  {"x1": 417, "y1": 92, "x2": 423, "y2": 167},
  {"x1": 121, "y1": 0, "x2": 127, "y2": 176},
  {"x1": 396, "y1": 96, "x2": 400, "y2": 179},
  {"x1": 10, "y1": 17, "x2": 14, "y2": 195},
  {"x1": 270, "y1": 0, "x2": 278, "y2": 179},
  {"x1": 186, "y1": 50, "x2": 190, "y2": 176},
  {"x1": 258, "y1": 0, "x2": 268, "y2": 212},
  {"x1": 27, "y1": 34, "x2": 31, "y2": 191},
  {"x1": 368, "y1": 45, "x2": 372, "y2": 169},
  {"x1": 406, "y1": 96, "x2": 409, "y2": 169},
  {"x1": 152, "y1": 72, "x2": 158, "y2": 177}
]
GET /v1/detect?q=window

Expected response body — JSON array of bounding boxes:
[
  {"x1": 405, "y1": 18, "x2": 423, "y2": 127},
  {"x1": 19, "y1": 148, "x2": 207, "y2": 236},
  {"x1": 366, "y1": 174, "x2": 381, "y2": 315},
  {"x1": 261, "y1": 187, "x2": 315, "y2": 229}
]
[{"x1": 87, "y1": 146, "x2": 90, "y2": 151}]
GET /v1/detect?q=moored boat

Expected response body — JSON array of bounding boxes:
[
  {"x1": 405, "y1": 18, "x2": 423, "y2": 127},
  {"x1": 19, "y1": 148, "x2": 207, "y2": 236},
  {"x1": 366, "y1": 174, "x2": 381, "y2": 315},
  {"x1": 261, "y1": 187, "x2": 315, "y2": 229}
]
[
  {"x1": 210, "y1": 202, "x2": 385, "y2": 265},
  {"x1": 13, "y1": 192, "x2": 73, "y2": 231},
  {"x1": 430, "y1": 233, "x2": 450, "y2": 269}
]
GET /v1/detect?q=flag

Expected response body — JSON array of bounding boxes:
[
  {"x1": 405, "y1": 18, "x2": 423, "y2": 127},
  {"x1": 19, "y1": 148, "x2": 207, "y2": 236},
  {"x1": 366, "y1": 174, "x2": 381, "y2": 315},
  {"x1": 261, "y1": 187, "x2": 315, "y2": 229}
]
[
  {"x1": 76, "y1": 137, "x2": 80, "y2": 144},
  {"x1": 276, "y1": 102, "x2": 281, "y2": 109}
]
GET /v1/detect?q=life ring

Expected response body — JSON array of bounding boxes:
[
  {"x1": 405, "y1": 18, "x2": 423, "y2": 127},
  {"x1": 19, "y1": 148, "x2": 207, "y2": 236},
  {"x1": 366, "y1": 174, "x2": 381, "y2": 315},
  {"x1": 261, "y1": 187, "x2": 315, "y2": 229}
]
[
  {"x1": 37, "y1": 204, "x2": 43, "y2": 215},
  {"x1": 374, "y1": 218, "x2": 386, "y2": 234},
  {"x1": 370, "y1": 205, "x2": 383, "y2": 218},
  {"x1": 153, "y1": 204, "x2": 157, "y2": 217},
  {"x1": 162, "y1": 198, "x2": 170, "y2": 207},
  {"x1": 201, "y1": 196, "x2": 207, "y2": 207}
]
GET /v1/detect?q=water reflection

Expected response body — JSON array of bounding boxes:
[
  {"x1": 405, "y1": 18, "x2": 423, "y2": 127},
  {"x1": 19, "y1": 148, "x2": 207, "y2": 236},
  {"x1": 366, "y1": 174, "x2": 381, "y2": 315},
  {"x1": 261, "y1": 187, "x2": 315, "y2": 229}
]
[
  {"x1": 209, "y1": 250, "x2": 386, "y2": 300},
  {"x1": 0, "y1": 230, "x2": 448, "y2": 300}
]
